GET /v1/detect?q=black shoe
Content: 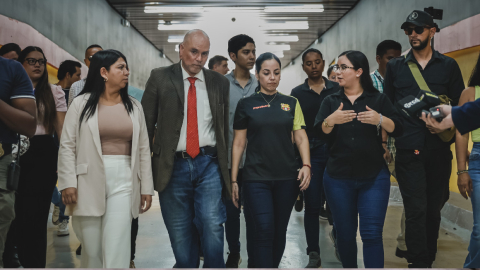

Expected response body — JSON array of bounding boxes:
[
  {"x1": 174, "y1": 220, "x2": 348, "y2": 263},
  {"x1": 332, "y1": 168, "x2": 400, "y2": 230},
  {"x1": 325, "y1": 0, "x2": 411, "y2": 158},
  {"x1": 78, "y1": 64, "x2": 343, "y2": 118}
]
[
  {"x1": 295, "y1": 193, "x2": 304, "y2": 212},
  {"x1": 225, "y1": 252, "x2": 242, "y2": 268},
  {"x1": 408, "y1": 262, "x2": 430, "y2": 268},
  {"x1": 3, "y1": 248, "x2": 22, "y2": 268},
  {"x1": 319, "y1": 207, "x2": 328, "y2": 220},
  {"x1": 305, "y1": 251, "x2": 321, "y2": 268},
  {"x1": 76, "y1": 244, "x2": 82, "y2": 255},
  {"x1": 395, "y1": 247, "x2": 409, "y2": 260}
]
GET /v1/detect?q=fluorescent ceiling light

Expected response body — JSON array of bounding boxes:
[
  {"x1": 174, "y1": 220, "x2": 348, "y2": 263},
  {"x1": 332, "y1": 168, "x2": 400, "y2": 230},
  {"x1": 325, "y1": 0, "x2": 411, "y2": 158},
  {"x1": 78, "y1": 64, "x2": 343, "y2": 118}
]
[
  {"x1": 266, "y1": 35, "x2": 299, "y2": 42},
  {"x1": 158, "y1": 24, "x2": 197, "y2": 30},
  {"x1": 260, "y1": 22, "x2": 309, "y2": 30},
  {"x1": 268, "y1": 44, "x2": 291, "y2": 51},
  {"x1": 175, "y1": 44, "x2": 179, "y2": 52},
  {"x1": 168, "y1": 35, "x2": 184, "y2": 43},
  {"x1": 264, "y1": 5, "x2": 324, "y2": 13},
  {"x1": 203, "y1": 7, "x2": 261, "y2": 13},
  {"x1": 145, "y1": 6, "x2": 204, "y2": 13},
  {"x1": 263, "y1": 17, "x2": 308, "y2": 20}
]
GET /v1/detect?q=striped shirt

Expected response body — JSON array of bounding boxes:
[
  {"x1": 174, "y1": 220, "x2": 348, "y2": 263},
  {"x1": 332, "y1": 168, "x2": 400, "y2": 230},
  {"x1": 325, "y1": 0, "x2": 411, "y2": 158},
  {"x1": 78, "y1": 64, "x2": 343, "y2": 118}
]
[
  {"x1": 68, "y1": 77, "x2": 86, "y2": 107},
  {"x1": 370, "y1": 70, "x2": 384, "y2": 93}
]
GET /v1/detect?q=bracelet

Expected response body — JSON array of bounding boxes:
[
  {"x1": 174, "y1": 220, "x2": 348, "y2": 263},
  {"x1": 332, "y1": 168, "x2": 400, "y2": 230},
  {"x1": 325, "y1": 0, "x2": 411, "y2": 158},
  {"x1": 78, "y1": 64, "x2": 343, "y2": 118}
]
[
  {"x1": 231, "y1": 181, "x2": 238, "y2": 184},
  {"x1": 457, "y1": 170, "x2": 469, "y2": 175},
  {"x1": 303, "y1": 164, "x2": 311, "y2": 169},
  {"x1": 377, "y1": 113, "x2": 383, "y2": 136},
  {"x1": 382, "y1": 141, "x2": 387, "y2": 144}
]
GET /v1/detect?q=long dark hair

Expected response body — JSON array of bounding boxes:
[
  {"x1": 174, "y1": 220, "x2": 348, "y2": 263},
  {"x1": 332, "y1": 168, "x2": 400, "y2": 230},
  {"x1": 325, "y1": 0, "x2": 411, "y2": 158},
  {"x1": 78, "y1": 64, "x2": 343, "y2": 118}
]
[
  {"x1": 338, "y1": 50, "x2": 378, "y2": 93},
  {"x1": 255, "y1": 52, "x2": 282, "y2": 91},
  {"x1": 18, "y1": 46, "x2": 56, "y2": 134},
  {"x1": 468, "y1": 52, "x2": 480, "y2": 87},
  {"x1": 78, "y1": 49, "x2": 133, "y2": 127}
]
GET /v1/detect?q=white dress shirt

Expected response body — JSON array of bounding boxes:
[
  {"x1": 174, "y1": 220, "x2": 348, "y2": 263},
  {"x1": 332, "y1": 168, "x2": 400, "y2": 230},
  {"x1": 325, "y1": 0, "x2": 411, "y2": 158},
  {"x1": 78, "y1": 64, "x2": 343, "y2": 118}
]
[{"x1": 176, "y1": 62, "x2": 216, "y2": 151}]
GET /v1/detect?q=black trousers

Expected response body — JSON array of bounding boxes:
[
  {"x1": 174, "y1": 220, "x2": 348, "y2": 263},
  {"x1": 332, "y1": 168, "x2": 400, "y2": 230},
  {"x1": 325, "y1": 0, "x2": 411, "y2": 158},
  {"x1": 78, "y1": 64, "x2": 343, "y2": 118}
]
[
  {"x1": 14, "y1": 135, "x2": 58, "y2": 268},
  {"x1": 131, "y1": 217, "x2": 138, "y2": 261},
  {"x1": 395, "y1": 147, "x2": 452, "y2": 267}
]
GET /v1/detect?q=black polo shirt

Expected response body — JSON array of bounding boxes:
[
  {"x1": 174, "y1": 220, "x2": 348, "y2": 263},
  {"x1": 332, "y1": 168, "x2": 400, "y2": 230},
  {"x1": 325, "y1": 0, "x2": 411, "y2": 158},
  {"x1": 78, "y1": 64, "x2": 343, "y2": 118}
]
[
  {"x1": 314, "y1": 89, "x2": 403, "y2": 179},
  {"x1": 233, "y1": 91, "x2": 306, "y2": 181},
  {"x1": 383, "y1": 49, "x2": 464, "y2": 150},
  {"x1": 291, "y1": 77, "x2": 340, "y2": 148}
]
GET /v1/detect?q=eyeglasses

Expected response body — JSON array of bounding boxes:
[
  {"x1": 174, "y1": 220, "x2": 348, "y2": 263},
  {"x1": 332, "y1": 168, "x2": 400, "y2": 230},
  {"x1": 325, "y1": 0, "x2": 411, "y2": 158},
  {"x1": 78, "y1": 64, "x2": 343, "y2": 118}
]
[
  {"x1": 404, "y1": 26, "x2": 431, "y2": 35},
  {"x1": 25, "y1": 58, "x2": 46, "y2": 66},
  {"x1": 332, "y1": 65, "x2": 355, "y2": 73}
]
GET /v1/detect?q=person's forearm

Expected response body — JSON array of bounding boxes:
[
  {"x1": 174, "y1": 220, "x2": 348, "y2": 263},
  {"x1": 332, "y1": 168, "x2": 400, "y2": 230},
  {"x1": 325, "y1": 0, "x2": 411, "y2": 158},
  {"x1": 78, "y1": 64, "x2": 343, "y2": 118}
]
[
  {"x1": 380, "y1": 117, "x2": 395, "y2": 133},
  {"x1": 296, "y1": 133, "x2": 311, "y2": 166},
  {"x1": 322, "y1": 116, "x2": 334, "y2": 134},
  {"x1": 0, "y1": 99, "x2": 36, "y2": 137},
  {"x1": 55, "y1": 112, "x2": 66, "y2": 140},
  {"x1": 455, "y1": 132, "x2": 470, "y2": 171},
  {"x1": 231, "y1": 143, "x2": 245, "y2": 182}
]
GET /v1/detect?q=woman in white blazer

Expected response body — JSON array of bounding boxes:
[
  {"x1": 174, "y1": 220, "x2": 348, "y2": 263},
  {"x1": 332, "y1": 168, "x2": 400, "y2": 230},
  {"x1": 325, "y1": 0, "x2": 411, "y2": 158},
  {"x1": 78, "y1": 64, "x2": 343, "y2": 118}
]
[{"x1": 57, "y1": 50, "x2": 154, "y2": 268}]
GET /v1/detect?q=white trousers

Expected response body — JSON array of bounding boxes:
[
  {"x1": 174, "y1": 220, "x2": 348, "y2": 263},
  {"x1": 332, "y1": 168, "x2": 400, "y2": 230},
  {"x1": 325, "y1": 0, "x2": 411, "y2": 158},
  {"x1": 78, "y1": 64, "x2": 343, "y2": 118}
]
[{"x1": 72, "y1": 155, "x2": 133, "y2": 268}]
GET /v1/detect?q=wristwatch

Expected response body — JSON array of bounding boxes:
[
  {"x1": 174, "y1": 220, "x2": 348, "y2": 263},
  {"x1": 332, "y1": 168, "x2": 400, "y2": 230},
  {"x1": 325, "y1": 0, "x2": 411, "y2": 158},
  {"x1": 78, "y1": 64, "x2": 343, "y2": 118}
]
[{"x1": 323, "y1": 119, "x2": 334, "y2": 128}]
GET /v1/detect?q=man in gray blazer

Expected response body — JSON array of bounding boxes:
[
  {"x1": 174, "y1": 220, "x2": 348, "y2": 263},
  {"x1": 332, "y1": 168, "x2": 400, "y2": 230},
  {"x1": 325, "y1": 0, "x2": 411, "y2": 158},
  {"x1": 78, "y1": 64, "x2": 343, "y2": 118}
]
[{"x1": 142, "y1": 29, "x2": 230, "y2": 268}]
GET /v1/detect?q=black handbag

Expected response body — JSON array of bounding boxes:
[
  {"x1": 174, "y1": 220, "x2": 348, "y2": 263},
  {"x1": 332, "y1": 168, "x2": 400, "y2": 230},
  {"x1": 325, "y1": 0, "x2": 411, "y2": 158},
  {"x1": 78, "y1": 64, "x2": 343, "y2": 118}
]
[{"x1": 7, "y1": 135, "x2": 21, "y2": 191}]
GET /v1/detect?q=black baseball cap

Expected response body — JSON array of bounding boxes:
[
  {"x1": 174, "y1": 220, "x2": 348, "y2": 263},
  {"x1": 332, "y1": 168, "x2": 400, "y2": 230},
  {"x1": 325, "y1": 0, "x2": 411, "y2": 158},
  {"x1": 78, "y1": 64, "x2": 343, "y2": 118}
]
[{"x1": 401, "y1": 10, "x2": 440, "y2": 32}]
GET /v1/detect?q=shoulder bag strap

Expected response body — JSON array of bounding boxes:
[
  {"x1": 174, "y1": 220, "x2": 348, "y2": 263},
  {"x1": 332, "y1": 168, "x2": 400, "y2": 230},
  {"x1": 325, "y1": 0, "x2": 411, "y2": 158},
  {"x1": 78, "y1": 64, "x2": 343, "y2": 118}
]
[{"x1": 405, "y1": 55, "x2": 431, "y2": 92}]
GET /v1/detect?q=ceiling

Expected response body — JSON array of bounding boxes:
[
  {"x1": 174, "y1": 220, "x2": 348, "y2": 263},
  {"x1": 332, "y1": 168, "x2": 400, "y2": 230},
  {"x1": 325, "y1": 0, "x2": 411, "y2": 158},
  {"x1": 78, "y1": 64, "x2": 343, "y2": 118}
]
[{"x1": 107, "y1": 0, "x2": 360, "y2": 68}]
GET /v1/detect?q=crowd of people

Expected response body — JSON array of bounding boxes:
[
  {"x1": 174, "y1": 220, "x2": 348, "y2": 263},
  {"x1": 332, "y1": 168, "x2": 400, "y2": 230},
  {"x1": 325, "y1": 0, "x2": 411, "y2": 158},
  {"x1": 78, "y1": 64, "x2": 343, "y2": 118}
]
[{"x1": 0, "y1": 8, "x2": 480, "y2": 269}]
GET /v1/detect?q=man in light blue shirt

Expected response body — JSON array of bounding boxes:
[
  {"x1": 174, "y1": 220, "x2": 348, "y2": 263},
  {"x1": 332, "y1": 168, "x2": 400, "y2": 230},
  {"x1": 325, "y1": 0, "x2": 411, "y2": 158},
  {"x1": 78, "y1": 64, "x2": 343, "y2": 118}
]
[{"x1": 224, "y1": 34, "x2": 257, "y2": 268}]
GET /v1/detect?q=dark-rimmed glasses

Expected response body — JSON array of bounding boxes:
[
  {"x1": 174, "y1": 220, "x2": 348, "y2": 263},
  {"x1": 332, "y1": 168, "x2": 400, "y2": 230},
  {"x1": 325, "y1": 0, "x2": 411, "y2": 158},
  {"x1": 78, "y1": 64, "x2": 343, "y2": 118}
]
[
  {"x1": 332, "y1": 65, "x2": 355, "y2": 73},
  {"x1": 404, "y1": 26, "x2": 431, "y2": 35},
  {"x1": 25, "y1": 58, "x2": 46, "y2": 66}
]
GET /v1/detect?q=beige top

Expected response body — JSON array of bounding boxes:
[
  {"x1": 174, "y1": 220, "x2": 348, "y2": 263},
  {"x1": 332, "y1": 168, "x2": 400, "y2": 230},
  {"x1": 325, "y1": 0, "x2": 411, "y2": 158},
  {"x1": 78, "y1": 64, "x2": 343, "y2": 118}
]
[{"x1": 98, "y1": 103, "x2": 133, "y2": 156}]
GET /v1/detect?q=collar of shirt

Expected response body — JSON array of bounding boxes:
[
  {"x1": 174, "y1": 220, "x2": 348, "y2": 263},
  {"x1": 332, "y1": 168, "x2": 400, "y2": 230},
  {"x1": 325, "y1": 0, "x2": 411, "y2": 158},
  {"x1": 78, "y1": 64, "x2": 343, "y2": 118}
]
[
  {"x1": 373, "y1": 69, "x2": 384, "y2": 81},
  {"x1": 331, "y1": 88, "x2": 376, "y2": 101},
  {"x1": 225, "y1": 70, "x2": 254, "y2": 88},
  {"x1": 300, "y1": 76, "x2": 336, "y2": 92},
  {"x1": 180, "y1": 61, "x2": 205, "y2": 83},
  {"x1": 404, "y1": 49, "x2": 443, "y2": 67}
]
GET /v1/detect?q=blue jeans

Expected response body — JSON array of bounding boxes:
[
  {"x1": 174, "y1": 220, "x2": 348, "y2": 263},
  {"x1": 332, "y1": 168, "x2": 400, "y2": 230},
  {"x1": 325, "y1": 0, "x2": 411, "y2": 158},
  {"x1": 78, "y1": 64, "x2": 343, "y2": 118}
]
[
  {"x1": 159, "y1": 153, "x2": 226, "y2": 268},
  {"x1": 465, "y1": 142, "x2": 480, "y2": 268},
  {"x1": 324, "y1": 167, "x2": 390, "y2": 268},
  {"x1": 243, "y1": 179, "x2": 299, "y2": 268},
  {"x1": 51, "y1": 186, "x2": 69, "y2": 222},
  {"x1": 303, "y1": 143, "x2": 328, "y2": 255}
]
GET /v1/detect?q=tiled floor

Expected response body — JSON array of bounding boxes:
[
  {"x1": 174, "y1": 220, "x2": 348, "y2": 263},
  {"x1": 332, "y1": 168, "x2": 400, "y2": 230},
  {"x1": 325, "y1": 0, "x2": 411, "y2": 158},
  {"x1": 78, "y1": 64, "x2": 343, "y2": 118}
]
[{"x1": 45, "y1": 197, "x2": 469, "y2": 268}]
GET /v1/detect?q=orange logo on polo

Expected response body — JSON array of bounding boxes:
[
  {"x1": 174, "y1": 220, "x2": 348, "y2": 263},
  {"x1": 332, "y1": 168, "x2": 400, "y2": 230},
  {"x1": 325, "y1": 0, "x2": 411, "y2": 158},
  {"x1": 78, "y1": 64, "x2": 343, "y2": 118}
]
[{"x1": 281, "y1": 103, "x2": 290, "y2": 111}]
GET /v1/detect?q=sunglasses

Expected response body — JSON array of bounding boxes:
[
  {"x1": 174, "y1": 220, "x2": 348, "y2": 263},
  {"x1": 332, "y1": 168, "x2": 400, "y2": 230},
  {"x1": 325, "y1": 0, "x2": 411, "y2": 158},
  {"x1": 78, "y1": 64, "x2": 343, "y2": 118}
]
[
  {"x1": 25, "y1": 58, "x2": 46, "y2": 66},
  {"x1": 404, "y1": 26, "x2": 431, "y2": 35}
]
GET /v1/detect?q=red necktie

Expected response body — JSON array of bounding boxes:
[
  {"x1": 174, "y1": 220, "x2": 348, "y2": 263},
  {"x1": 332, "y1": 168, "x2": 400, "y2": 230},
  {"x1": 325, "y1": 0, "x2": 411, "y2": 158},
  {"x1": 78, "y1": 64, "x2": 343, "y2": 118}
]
[{"x1": 186, "y1": 77, "x2": 200, "y2": 158}]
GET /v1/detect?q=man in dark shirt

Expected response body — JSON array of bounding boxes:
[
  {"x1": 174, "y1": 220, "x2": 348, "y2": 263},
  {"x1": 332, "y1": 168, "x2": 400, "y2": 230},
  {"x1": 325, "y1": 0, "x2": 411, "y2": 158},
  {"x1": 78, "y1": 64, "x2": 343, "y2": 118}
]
[
  {"x1": 56, "y1": 60, "x2": 82, "y2": 104},
  {"x1": 0, "y1": 57, "x2": 36, "y2": 267},
  {"x1": 291, "y1": 48, "x2": 340, "y2": 267},
  {"x1": 383, "y1": 10, "x2": 465, "y2": 268}
]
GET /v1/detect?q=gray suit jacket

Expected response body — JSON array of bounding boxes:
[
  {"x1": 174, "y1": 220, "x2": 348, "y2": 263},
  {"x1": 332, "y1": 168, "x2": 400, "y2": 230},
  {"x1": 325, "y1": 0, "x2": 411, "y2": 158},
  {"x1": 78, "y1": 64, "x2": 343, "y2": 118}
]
[{"x1": 142, "y1": 62, "x2": 231, "y2": 197}]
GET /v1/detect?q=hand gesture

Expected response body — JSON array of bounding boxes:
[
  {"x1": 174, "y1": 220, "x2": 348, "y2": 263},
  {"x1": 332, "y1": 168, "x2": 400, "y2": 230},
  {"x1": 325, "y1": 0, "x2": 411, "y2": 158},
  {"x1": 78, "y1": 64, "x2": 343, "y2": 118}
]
[
  {"x1": 297, "y1": 166, "x2": 311, "y2": 191},
  {"x1": 327, "y1": 103, "x2": 356, "y2": 125},
  {"x1": 232, "y1": 183, "x2": 240, "y2": 208},
  {"x1": 458, "y1": 173, "x2": 473, "y2": 199},
  {"x1": 357, "y1": 106, "x2": 380, "y2": 125}
]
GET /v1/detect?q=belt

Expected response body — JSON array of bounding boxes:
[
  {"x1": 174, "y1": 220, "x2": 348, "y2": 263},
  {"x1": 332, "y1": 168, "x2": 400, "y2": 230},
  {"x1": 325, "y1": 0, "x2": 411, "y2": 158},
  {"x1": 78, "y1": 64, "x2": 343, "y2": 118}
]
[{"x1": 175, "y1": 146, "x2": 217, "y2": 159}]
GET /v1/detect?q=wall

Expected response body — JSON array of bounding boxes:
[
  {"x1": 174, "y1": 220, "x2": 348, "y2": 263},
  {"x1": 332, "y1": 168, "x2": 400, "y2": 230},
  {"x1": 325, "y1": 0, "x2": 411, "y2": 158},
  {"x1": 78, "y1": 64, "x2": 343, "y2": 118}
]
[
  {"x1": 279, "y1": 0, "x2": 480, "y2": 93},
  {"x1": 0, "y1": 0, "x2": 172, "y2": 89}
]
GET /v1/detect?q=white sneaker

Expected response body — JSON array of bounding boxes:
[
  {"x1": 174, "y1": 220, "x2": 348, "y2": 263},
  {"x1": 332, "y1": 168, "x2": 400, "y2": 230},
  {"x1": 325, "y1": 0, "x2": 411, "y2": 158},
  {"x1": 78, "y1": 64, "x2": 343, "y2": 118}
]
[
  {"x1": 57, "y1": 220, "x2": 69, "y2": 236},
  {"x1": 52, "y1": 206, "x2": 60, "y2": 225}
]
